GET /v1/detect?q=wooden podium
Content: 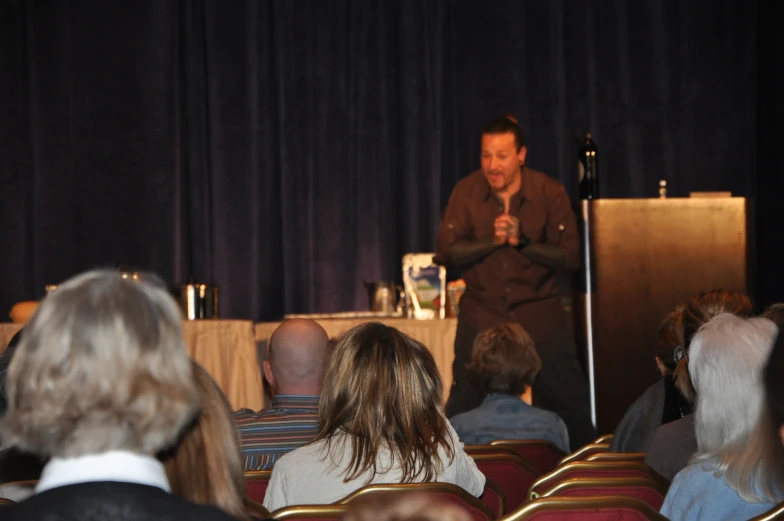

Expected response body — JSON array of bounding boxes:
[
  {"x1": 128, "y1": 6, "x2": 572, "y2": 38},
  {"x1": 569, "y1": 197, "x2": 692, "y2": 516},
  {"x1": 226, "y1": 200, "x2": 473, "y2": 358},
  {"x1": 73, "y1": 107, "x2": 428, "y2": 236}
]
[{"x1": 577, "y1": 197, "x2": 751, "y2": 435}]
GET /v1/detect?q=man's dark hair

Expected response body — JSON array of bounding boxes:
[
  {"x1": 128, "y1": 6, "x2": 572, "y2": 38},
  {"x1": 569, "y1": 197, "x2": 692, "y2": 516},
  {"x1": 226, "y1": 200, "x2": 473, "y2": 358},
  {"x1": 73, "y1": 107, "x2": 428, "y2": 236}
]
[
  {"x1": 467, "y1": 322, "x2": 541, "y2": 395},
  {"x1": 481, "y1": 115, "x2": 526, "y2": 151}
]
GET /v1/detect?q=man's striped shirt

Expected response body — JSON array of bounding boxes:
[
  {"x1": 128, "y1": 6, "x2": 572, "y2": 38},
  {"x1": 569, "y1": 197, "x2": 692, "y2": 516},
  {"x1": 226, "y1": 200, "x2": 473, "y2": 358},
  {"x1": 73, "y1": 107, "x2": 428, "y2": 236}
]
[{"x1": 234, "y1": 395, "x2": 320, "y2": 471}]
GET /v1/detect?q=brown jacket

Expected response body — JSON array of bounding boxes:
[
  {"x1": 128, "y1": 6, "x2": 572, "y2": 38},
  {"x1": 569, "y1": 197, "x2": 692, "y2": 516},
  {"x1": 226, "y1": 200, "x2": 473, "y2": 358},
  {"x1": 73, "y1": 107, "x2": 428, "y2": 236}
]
[{"x1": 434, "y1": 167, "x2": 579, "y2": 343}]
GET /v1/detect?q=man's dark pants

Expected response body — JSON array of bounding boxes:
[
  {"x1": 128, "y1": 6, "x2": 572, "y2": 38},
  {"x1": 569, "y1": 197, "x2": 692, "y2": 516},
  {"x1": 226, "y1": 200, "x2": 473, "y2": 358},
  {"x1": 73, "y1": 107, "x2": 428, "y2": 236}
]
[{"x1": 445, "y1": 319, "x2": 597, "y2": 451}]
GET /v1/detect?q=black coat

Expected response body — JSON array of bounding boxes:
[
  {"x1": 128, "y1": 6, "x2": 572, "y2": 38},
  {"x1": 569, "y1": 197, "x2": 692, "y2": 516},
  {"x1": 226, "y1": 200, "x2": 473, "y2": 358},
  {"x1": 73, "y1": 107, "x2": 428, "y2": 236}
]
[{"x1": 2, "y1": 481, "x2": 240, "y2": 521}]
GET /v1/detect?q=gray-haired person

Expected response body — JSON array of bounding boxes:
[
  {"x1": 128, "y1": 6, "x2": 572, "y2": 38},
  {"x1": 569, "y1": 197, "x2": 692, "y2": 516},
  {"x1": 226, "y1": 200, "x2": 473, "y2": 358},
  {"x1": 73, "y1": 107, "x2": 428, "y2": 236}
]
[{"x1": 0, "y1": 270, "x2": 236, "y2": 521}]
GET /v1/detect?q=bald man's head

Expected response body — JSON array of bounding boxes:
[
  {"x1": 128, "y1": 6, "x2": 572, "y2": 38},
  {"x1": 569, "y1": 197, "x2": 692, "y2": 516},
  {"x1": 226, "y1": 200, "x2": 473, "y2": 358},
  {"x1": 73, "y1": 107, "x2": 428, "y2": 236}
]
[{"x1": 264, "y1": 319, "x2": 329, "y2": 396}]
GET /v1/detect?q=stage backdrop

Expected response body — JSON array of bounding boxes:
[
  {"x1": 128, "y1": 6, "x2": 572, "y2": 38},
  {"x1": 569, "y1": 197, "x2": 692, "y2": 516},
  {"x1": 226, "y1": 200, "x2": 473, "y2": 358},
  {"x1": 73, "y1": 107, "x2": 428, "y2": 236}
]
[{"x1": 1, "y1": 0, "x2": 781, "y2": 322}]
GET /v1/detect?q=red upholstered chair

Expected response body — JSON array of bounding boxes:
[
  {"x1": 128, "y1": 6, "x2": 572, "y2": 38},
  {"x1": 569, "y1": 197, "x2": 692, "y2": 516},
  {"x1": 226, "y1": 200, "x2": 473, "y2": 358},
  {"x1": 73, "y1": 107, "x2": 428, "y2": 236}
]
[
  {"x1": 488, "y1": 440, "x2": 566, "y2": 475},
  {"x1": 270, "y1": 505, "x2": 347, "y2": 521},
  {"x1": 585, "y1": 452, "x2": 646, "y2": 463},
  {"x1": 465, "y1": 444, "x2": 519, "y2": 456},
  {"x1": 499, "y1": 496, "x2": 669, "y2": 521},
  {"x1": 482, "y1": 478, "x2": 507, "y2": 518},
  {"x1": 338, "y1": 483, "x2": 494, "y2": 521},
  {"x1": 528, "y1": 461, "x2": 669, "y2": 501},
  {"x1": 469, "y1": 451, "x2": 541, "y2": 512},
  {"x1": 557, "y1": 443, "x2": 611, "y2": 466},
  {"x1": 533, "y1": 476, "x2": 669, "y2": 510},
  {"x1": 245, "y1": 497, "x2": 272, "y2": 520},
  {"x1": 749, "y1": 502, "x2": 784, "y2": 521},
  {"x1": 245, "y1": 470, "x2": 272, "y2": 504}
]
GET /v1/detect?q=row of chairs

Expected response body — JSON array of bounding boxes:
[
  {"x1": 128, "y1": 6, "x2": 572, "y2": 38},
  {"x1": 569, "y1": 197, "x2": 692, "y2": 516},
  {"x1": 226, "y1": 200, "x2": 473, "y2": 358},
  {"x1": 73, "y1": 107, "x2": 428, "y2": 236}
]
[
  {"x1": 253, "y1": 484, "x2": 667, "y2": 521},
  {"x1": 243, "y1": 435, "x2": 669, "y2": 519}
]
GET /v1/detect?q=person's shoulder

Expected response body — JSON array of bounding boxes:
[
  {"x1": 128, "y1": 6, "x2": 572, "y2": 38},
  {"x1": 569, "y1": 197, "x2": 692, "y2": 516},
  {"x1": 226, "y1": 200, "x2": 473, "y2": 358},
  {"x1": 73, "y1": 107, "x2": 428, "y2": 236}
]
[
  {"x1": 448, "y1": 408, "x2": 479, "y2": 428},
  {"x1": 655, "y1": 413, "x2": 694, "y2": 438},
  {"x1": 234, "y1": 408, "x2": 261, "y2": 422},
  {"x1": 532, "y1": 405, "x2": 567, "y2": 424},
  {"x1": 275, "y1": 438, "x2": 327, "y2": 468},
  {"x1": 525, "y1": 167, "x2": 566, "y2": 190},
  {"x1": 3, "y1": 484, "x2": 237, "y2": 521},
  {"x1": 522, "y1": 167, "x2": 570, "y2": 205},
  {"x1": 671, "y1": 461, "x2": 714, "y2": 487},
  {"x1": 450, "y1": 170, "x2": 487, "y2": 197}
]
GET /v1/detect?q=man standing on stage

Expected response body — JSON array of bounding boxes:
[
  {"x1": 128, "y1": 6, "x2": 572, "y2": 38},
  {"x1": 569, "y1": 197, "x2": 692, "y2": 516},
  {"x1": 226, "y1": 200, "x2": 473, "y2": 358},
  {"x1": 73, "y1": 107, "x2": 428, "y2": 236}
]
[{"x1": 434, "y1": 116, "x2": 596, "y2": 449}]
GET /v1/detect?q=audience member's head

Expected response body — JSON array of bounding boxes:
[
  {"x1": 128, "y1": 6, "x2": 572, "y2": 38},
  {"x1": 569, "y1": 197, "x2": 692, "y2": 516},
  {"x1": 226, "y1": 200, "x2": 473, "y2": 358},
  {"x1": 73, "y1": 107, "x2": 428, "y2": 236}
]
[
  {"x1": 653, "y1": 310, "x2": 684, "y2": 375},
  {"x1": 0, "y1": 327, "x2": 45, "y2": 486},
  {"x1": 765, "y1": 327, "x2": 784, "y2": 444},
  {"x1": 467, "y1": 322, "x2": 540, "y2": 396},
  {"x1": 317, "y1": 322, "x2": 453, "y2": 482},
  {"x1": 342, "y1": 492, "x2": 472, "y2": 521},
  {"x1": 689, "y1": 313, "x2": 784, "y2": 502},
  {"x1": 673, "y1": 289, "x2": 753, "y2": 402},
  {"x1": 0, "y1": 269, "x2": 201, "y2": 458},
  {"x1": 264, "y1": 318, "x2": 329, "y2": 396},
  {"x1": 762, "y1": 303, "x2": 784, "y2": 328},
  {"x1": 162, "y1": 361, "x2": 247, "y2": 520},
  {"x1": 0, "y1": 328, "x2": 24, "y2": 417}
]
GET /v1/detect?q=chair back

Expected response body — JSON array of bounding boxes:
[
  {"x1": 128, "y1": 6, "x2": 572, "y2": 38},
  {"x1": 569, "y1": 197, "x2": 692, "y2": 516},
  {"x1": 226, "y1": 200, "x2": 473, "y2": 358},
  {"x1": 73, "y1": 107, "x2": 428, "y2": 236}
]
[
  {"x1": 245, "y1": 497, "x2": 271, "y2": 518},
  {"x1": 488, "y1": 440, "x2": 566, "y2": 475},
  {"x1": 245, "y1": 470, "x2": 273, "y2": 504},
  {"x1": 528, "y1": 461, "x2": 669, "y2": 500},
  {"x1": 482, "y1": 478, "x2": 506, "y2": 518},
  {"x1": 500, "y1": 496, "x2": 669, "y2": 521},
  {"x1": 749, "y1": 502, "x2": 784, "y2": 521},
  {"x1": 470, "y1": 452, "x2": 540, "y2": 512},
  {"x1": 339, "y1": 483, "x2": 494, "y2": 521},
  {"x1": 557, "y1": 443, "x2": 610, "y2": 466},
  {"x1": 535, "y1": 476, "x2": 669, "y2": 510},
  {"x1": 271, "y1": 505, "x2": 347, "y2": 521},
  {"x1": 593, "y1": 433, "x2": 615, "y2": 444},
  {"x1": 585, "y1": 452, "x2": 646, "y2": 463}
]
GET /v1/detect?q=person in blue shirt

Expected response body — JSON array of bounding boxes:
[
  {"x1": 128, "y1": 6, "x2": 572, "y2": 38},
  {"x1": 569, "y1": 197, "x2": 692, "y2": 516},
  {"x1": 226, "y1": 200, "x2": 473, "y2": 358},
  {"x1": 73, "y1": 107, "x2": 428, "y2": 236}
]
[
  {"x1": 660, "y1": 313, "x2": 784, "y2": 521},
  {"x1": 448, "y1": 322, "x2": 569, "y2": 453}
]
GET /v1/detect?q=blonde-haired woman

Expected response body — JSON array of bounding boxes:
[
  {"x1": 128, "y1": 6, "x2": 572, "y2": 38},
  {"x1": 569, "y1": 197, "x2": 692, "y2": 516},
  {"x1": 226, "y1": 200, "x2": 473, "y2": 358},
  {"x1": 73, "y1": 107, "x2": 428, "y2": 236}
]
[
  {"x1": 162, "y1": 361, "x2": 249, "y2": 520},
  {"x1": 263, "y1": 322, "x2": 485, "y2": 511},
  {"x1": 660, "y1": 313, "x2": 784, "y2": 520},
  {"x1": 0, "y1": 270, "x2": 235, "y2": 521}
]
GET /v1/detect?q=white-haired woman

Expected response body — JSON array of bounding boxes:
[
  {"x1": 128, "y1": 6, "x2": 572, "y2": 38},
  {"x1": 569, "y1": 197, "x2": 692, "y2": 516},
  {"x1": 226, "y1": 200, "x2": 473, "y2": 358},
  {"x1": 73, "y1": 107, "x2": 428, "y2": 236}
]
[
  {"x1": 0, "y1": 270, "x2": 236, "y2": 521},
  {"x1": 660, "y1": 313, "x2": 784, "y2": 520}
]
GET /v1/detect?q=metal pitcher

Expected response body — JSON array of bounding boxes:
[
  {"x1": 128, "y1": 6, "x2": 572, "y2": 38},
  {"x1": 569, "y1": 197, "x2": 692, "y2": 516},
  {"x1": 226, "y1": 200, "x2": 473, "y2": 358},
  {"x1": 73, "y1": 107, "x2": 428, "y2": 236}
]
[
  {"x1": 172, "y1": 283, "x2": 220, "y2": 320},
  {"x1": 364, "y1": 281, "x2": 403, "y2": 314}
]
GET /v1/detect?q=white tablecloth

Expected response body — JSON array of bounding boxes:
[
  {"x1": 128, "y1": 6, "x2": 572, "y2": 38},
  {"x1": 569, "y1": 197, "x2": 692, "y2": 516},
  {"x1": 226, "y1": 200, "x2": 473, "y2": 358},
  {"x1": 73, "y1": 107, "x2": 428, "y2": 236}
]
[{"x1": 1, "y1": 320, "x2": 264, "y2": 413}]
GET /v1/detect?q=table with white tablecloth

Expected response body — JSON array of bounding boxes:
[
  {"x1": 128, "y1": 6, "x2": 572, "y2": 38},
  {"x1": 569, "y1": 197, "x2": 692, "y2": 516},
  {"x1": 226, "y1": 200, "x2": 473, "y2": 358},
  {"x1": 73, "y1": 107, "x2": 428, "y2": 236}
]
[
  {"x1": 3, "y1": 317, "x2": 456, "y2": 412},
  {"x1": 0, "y1": 320, "x2": 264, "y2": 413},
  {"x1": 0, "y1": 323, "x2": 23, "y2": 353}
]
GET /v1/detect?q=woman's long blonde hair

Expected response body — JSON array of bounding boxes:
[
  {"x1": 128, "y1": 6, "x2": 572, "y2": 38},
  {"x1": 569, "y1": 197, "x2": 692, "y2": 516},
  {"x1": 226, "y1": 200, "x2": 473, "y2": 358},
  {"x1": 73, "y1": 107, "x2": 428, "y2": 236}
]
[
  {"x1": 316, "y1": 322, "x2": 454, "y2": 483},
  {"x1": 161, "y1": 361, "x2": 248, "y2": 520}
]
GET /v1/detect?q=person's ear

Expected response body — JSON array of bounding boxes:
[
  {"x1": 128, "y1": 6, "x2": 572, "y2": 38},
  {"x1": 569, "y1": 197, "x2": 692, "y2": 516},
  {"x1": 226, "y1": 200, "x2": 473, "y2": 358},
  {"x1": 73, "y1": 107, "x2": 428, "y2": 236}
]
[
  {"x1": 520, "y1": 386, "x2": 533, "y2": 405},
  {"x1": 263, "y1": 360, "x2": 275, "y2": 388},
  {"x1": 517, "y1": 146, "x2": 528, "y2": 165},
  {"x1": 655, "y1": 356, "x2": 670, "y2": 376}
]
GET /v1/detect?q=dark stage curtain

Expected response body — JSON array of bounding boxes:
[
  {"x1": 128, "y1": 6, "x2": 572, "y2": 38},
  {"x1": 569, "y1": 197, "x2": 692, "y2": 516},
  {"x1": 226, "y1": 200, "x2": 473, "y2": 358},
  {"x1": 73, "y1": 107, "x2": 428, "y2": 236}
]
[{"x1": 0, "y1": 0, "x2": 780, "y2": 321}]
